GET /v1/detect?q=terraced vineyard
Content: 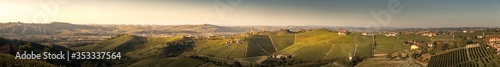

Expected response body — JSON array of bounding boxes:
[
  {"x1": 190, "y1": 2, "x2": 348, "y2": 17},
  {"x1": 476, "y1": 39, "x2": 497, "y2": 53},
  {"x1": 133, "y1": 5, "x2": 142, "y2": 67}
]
[
  {"x1": 72, "y1": 34, "x2": 148, "y2": 52},
  {"x1": 228, "y1": 43, "x2": 247, "y2": 58},
  {"x1": 195, "y1": 39, "x2": 230, "y2": 56},
  {"x1": 194, "y1": 39, "x2": 229, "y2": 50},
  {"x1": 125, "y1": 36, "x2": 186, "y2": 58},
  {"x1": 62, "y1": 29, "x2": 499, "y2": 67},
  {"x1": 194, "y1": 39, "x2": 247, "y2": 58},
  {"x1": 214, "y1": 44, "x2": 244, "y2": 58},
  {"x1": 246, "y1": 35, "x2": 276, "y2": 57},
  {"x1": 279, "y1": 29, "x2": 341, "y2": 55},
  {"x1": 199, "y1": 45, "x2": 229, "y2": 56},
  {"x1": 428, "y1": 45, "x2": 500, "y2": 67},
  {"x1": 293, "y1": 42, "x2": 335, "y2": 59},
  {"x1": 277, "y1": 29, "x2": 373, "y2": 60},
  {"x1": 269, "y1": 34, "x2": 295, "y2": 51}
]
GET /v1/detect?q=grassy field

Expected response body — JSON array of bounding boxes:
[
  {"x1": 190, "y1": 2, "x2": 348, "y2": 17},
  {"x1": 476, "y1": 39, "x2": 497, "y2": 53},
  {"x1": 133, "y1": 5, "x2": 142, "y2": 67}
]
[{"x1": 374, "y1": 35, "x2": 409, "y2": 54}]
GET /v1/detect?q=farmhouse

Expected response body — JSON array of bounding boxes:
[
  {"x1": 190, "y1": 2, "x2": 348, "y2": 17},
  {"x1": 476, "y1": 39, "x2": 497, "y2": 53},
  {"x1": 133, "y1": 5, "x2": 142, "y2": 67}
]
[
  {"x1": 422, "y1": 32, "x2": 437, "y2": 37},
  {"x1": 404, "y1": 40, "x2": 422, "y2": 45},
  {"x1": 385, "y1": 32, "x2": 398, "y2": 37},
  {"x1": 463, "y1": 30, "x2": 474, "y2": 33},
  {"x1": 411, "y1": 45, "x2": 419, "y2": 50},
  {"x1": 486, "y1": 34, "x2": 500, "y2": 50},
  {"x1": 270, "y1": 54, "x2": 293, "y2": 60},
  {"x1": 337, "y1": 30, "x2": 350, "y2": 35},
  {"x1": 225, "y1": 39, "x2": 243, "y2": 45}
]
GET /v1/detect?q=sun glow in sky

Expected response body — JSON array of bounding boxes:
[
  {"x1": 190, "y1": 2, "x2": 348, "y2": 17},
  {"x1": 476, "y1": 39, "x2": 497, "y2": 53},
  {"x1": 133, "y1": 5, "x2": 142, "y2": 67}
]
[{"x1": 0, "y1": 0, "x2": 500, "y2": 27}]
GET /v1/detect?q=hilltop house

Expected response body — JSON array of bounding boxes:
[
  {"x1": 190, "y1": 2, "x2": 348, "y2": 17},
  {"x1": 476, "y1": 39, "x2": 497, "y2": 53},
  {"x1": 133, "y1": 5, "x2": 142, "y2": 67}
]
[
  {"x1": 486, "y1": 34, "x2": 500, "y2": 50},
  {"x1": 338, "y1": 30, "x2": 350, "y2": 35}
]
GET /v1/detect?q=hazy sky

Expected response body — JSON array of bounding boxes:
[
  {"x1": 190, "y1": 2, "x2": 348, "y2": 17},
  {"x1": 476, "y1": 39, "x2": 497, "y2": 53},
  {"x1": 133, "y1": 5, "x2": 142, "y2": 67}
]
[{"x1": 0, "y1": 0, "x2": 500, "y2": 27}]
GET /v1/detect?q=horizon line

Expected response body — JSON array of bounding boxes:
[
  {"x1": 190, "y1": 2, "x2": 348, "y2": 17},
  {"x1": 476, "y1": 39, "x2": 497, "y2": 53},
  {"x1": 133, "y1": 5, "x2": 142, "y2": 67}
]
[{"x1": 1, "y1": 21, "x2": 499, "y2": 28}]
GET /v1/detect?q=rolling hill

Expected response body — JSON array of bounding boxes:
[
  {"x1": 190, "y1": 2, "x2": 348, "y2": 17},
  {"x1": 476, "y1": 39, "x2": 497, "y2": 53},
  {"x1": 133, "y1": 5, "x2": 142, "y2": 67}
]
[
  {"x1": 0, "y1": 22, "x2": 114, "y2": 35},
  {"x1": 72, "y1": 34, "x2": 196, "y2": 58},
  {"x1": 125, "y1": 36, "x2": 195, "y2": 58},
  {"x1": 277, "y1": 29, "x2": 373, "y2": 60},
  {"x1": 0, "y1": 37, "x2": 117, "y2": 67},
  {"x1": 269, "y1": 34, "x2": 295, "y2": 51},
  {"x1": 72, "y1": 34, "x2": 148, "y2": 52},
  {"x1": 246, "y1": 35, "x2": 277, "y2": 57}
]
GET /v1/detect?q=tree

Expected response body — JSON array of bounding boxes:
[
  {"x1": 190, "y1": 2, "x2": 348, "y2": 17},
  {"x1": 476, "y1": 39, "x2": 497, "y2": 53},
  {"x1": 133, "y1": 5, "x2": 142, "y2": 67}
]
[
  {"x1": 336, "y1": 58, "x2": 353, "y2": 66},
  {"x1": 232, "y1": 61, "x2": 242, "y2": 67},
  {"x1": 410, "y1": 53, "x2": 418, "y2": 58}
]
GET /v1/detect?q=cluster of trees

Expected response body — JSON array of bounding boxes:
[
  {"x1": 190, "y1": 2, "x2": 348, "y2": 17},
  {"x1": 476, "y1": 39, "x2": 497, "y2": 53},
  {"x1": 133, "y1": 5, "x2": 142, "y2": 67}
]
[
  {"x1": 187, "y1": 55, "x2": 241, "y2": 66},
  {"x1": 260, "y1": 57, "x2": 364, "y2": 67}
]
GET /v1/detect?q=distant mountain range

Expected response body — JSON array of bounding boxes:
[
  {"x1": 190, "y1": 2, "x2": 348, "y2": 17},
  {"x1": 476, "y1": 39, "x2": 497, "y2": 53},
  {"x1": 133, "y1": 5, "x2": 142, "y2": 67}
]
[{"x1": 0, "y1": 22, "x2": 115, "y2": 35}]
